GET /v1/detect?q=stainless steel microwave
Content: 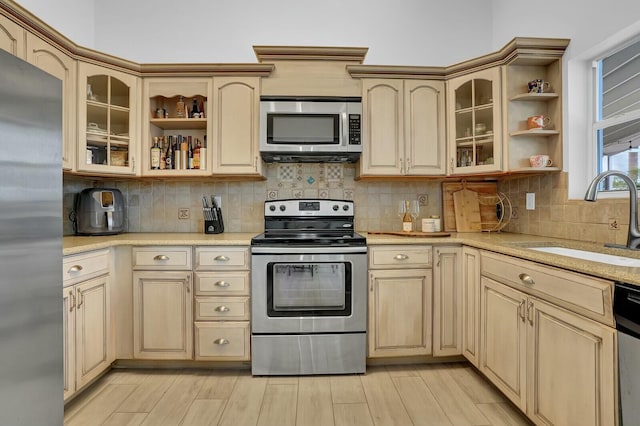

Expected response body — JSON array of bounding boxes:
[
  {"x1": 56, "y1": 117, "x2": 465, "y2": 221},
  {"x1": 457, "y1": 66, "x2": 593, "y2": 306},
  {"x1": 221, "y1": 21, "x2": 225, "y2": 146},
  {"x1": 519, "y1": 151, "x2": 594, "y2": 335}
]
[{"x1": 259, "y1": 97, "x2": 362, "y2": 162}]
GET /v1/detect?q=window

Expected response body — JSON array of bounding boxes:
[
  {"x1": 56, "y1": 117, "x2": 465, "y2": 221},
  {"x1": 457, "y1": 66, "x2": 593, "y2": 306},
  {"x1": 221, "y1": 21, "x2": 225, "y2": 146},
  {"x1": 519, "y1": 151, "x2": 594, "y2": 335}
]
[{"x1": 594, "y1": 38, "x2": 640, "y2": 191}]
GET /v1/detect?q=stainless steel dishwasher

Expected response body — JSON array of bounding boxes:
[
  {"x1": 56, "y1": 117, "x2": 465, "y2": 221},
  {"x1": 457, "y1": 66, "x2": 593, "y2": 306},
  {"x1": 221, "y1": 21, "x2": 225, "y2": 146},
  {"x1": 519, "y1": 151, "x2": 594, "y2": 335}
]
[{"x1": 615, "y1": 283, "x2": 640, "y2": 425}]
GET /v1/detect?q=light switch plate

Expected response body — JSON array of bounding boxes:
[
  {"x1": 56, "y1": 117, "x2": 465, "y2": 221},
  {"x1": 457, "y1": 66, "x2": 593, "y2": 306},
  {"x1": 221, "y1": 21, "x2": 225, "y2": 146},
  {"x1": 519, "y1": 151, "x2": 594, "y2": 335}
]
[{"x1": 526, "y1": 193, "x2": 535, "y2": 210}]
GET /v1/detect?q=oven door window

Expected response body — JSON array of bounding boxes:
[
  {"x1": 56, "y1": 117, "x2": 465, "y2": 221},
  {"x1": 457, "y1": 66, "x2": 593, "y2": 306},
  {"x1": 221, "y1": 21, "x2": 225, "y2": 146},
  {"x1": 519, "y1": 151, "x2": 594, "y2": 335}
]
[
  {"x1": 267, "y1": 114, "x2": 339, "y2": 144},
  {"x1": 267, "y1": 262, "x2": 351, "y2": 317}
]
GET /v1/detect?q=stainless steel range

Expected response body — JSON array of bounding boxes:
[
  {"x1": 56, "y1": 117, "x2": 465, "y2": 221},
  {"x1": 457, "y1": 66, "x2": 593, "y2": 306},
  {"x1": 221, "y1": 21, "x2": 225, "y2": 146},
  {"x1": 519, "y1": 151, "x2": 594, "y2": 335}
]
[{"x1": 251, "y1": 199, "x2": 367, "y2": 375}]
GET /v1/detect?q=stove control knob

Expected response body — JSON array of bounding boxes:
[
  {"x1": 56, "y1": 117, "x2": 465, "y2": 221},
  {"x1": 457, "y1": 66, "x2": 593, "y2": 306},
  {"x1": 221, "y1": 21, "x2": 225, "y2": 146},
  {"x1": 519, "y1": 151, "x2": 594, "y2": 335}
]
[
  {"x1": 343, "y1": 204, "x2": 350, "y2": 211},
  {"x1": 269, "y1": 205, "x2": 276, "y2": 212},
  {"x1": 332, "y1": 204, "x2": 339, "y2": 211},
  {"x1": 279, "y1": 205, "x2": 286, "y2": 212}
]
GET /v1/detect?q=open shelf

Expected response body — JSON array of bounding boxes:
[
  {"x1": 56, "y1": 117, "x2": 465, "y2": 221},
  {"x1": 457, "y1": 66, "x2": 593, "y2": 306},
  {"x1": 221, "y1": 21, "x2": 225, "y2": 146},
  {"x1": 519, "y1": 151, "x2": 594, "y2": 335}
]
[
  {"x1": 510, "y1": 129, "x2": 559, "y2": 137},
  {"x1": 150, "y1": 118, "x2": 207, "y2": 130},
  {"x1": 510, "y1": 92, "x2": 559, "y2": 101}
]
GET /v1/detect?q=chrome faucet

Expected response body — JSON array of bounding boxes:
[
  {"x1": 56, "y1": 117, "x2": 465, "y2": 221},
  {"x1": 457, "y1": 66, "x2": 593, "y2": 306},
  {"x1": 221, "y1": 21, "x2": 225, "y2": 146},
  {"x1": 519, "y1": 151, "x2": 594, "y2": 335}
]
[{"x1": 584, "y1": 170, "x2": 640, "y2": 250}]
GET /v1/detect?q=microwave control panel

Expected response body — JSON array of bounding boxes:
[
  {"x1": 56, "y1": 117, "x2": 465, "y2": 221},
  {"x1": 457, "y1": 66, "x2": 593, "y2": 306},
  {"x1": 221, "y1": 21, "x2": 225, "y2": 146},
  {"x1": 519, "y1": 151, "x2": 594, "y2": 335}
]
[{"x1": 348, "y1": 114, "x2": 361, "y2": 145}]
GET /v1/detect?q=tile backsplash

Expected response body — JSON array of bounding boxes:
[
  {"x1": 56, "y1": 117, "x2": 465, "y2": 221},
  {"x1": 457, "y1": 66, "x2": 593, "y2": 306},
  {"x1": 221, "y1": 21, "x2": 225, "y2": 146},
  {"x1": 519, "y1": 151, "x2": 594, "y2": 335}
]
[
  {"x1": 63, "y1": 164, "x2": 444, "y2": 236},
  {"x1": 64, "y1": 167, "x2": 633, "y2": 247},
  {"x1": 498, "y1": 172, "x2": 631, "y2": 246}
]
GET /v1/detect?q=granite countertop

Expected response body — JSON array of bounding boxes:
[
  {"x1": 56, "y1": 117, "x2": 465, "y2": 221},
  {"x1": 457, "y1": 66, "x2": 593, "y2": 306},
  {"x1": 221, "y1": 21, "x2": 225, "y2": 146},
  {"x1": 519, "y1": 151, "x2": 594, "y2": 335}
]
[{"x1": 63, "y1": 231, "x2": 640, "y2": 286}]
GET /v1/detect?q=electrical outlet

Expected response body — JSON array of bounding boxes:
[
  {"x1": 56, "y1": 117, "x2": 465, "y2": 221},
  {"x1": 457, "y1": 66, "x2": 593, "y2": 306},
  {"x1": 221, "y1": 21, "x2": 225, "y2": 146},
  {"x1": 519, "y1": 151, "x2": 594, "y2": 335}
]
[
  {"x1": 511, "y1": 206, "x2": 519, "y2": 219},
  {"x1": 178, "y1": 208, "x2": 190, "y2": 219},
  {"x1": 417, "y1": 194, "x2": 429, "y2": 206},
  {"x1": 609, "y1": 218, "x2": 619, "y2": 230}
]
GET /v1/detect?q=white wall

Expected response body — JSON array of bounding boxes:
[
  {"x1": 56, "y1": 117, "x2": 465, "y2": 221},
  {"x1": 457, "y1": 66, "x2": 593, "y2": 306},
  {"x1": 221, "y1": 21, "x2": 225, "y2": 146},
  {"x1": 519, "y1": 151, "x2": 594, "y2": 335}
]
[
  {"x1": 15, "y1": 0, "x2": 94, "y2": 47},
  {"x1": 491, "y1": 0, "x2": 640, "y2": 60},
  {"x1": 96, "y1": 0, "x2": 495, "y2": 66}
]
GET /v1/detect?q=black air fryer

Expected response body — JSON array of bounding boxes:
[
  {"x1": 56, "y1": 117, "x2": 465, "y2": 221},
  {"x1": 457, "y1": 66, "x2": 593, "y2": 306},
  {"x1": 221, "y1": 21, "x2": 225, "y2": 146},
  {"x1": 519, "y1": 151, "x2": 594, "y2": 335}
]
[{"x1": 73, "y1": 188, "x2": 125, "y2": 235}]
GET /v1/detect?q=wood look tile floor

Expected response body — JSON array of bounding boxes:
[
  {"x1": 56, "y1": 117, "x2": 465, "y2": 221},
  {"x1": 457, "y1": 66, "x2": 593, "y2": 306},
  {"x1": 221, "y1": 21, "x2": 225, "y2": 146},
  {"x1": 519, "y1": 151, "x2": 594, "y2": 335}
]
[{"x1": 64, "y1": 362, "x2": 532, "y2": 426}]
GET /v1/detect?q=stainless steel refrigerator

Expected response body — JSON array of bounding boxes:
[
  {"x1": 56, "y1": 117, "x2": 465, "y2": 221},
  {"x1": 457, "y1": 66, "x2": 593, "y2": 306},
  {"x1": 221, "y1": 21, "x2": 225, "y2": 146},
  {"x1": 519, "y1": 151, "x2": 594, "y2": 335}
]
[{"x1": 0, "y1": 49, "x2": 63, "y2": 424}]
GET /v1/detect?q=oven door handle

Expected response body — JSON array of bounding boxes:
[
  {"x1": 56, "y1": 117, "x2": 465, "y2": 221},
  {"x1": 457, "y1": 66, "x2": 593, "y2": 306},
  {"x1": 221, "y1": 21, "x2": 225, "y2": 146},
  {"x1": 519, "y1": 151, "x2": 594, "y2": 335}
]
[{"x1": 251, "y1": 246, "x2": 367, "y2": 254}]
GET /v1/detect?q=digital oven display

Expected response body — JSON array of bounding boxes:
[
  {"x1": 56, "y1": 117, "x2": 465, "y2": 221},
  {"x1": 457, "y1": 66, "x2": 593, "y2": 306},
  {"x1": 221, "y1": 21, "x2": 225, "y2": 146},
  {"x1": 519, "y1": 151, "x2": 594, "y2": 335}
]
[{"x1": 299, "y1": 201, "x2": 320, "y2": 211}]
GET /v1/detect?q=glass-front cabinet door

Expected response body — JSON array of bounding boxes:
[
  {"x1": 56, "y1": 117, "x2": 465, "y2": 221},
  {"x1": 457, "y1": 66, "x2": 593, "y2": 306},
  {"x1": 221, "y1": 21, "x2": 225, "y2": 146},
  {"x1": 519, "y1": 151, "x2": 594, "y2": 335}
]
[
  {"x1": 77, "y1": 62, "x2": 138, "y2": 175},
  {"x1": 447, "y1": 67, "x2": 502, "y2": 175}
]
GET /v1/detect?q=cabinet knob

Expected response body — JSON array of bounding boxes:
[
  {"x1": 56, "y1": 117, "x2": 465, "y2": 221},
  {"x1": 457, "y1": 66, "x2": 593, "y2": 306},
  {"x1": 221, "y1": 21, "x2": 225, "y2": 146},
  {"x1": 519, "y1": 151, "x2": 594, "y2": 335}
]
[
  {"x1": 214, "y1": 281, "x2": 230, "y2": 287},
  {"x1": 154, "y1": 255, "x2": 169, "y2": 261},
  {"x1": 214, "y1": 338, "x2": 230, "y2": 345},
  {"x1": 68, "y1": 265, "x2": 83, "y2": 273},
  {"x1": 518, "y1": 273, "x2": 535, "y2": 285},
  {"x1": 393, "y1": 254, "x2": 409, "y2": 261},
  {"x1": 214, "y1": 255, "x2": 230, "y2": 262},
  {"x1": 215, "y1": 305, "x2": 230, "y2": 313}
]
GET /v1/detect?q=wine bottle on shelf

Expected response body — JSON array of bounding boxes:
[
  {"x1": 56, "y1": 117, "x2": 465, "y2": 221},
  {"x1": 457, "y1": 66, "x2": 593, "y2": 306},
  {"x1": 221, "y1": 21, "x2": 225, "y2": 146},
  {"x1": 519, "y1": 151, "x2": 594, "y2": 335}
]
[
  {"x1": 175, "y1": 135, "x2": 182, "y2": 170},
  {"x1": 402, "y1": 201, "x2": 412, "y2": 232},
  {"x1": 193, "y1": 138, "x2": 201, "y2": 169},
  {"x1": 191, "y1": 99, "x2": 200, "y2": 118},
  {"x1": 150, "y1": 137, "x2": 161, "y2": 170},
  {"x1": 176, "y1": 96, "x2": 185, "y2": 118},
  {"x1": 187, "y1": 136, "x2": 194, "y2": 169},
  {"x1": 200, "y1": 135, "x2": 207, "y2": 170},
  {"x1": 180, "y1": 135, "x2": 188, "y2": 170},
  {"x1": 159, "y1": 137, "x2": 166, "y2": 170},
  {"x1": 165, "y1": 136, "x2": 173, "y2": 170}
]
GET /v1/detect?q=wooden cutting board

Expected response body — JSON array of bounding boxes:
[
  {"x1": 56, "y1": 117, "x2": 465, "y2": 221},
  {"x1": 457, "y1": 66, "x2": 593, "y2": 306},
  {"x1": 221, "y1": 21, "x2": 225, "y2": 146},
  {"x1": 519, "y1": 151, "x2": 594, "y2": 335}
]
[
  {"x1": 452, "y1": 188, "x2": 483, "y2": 232},
  {"x1": 367, "y1": 231, "x2": 451, "y2": 237},
  {"x1": 442, "y1": 182, "x2": 499, "y2": 232}
]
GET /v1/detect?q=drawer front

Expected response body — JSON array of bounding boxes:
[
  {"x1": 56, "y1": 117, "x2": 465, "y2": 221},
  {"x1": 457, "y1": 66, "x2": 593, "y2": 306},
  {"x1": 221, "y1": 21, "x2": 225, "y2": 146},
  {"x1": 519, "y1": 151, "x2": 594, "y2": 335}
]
[
  {"x1": 195, "y1": 247, "x2": 249, "y2": 270},
  {"x1": 132, "y1": 247, "x2": 192, "y2": 270},
  {"x1": 194, "y1": 322, "x2": 250, "y2": 360},
  {"x1": 63, "y1": 249, "x2": 110, "y2": 285},
  {"x1": 195, "y1": 297, "x2": 250, "y2": 321},
  {"x1": 195, "y1": 271, "x2": 250, "y2": 296},
  {"x1": 481, "y1": 251, "x2": 613, "y2": 324},
  {"x1": 369, "y1": 245, "x2": 432, "y2": 269}
]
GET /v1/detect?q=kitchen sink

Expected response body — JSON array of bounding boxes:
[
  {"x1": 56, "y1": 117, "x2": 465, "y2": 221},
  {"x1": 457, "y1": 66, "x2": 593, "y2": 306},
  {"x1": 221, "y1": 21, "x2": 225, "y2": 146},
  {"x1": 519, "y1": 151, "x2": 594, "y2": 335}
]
[{"x1": 527, "y1": 246, "x2": 640, "y2": 267}]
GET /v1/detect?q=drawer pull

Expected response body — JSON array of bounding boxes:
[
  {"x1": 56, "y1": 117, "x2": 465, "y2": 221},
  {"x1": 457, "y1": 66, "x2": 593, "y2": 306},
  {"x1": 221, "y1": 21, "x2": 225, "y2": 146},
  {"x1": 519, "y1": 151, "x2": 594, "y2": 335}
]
[
  {"x1": 68, "y1": 265, "x2": 83, "y2": 273},
  {"x1": 214, "y1": 281, "x2": 230, "y2": 288},
  {"x1": 214, "y1": 338, "x2": 230, "y2": 345},
  {"x1": 214, "y1": 255, "x2": 230, "y2": 262},
  {"x1": 518, "y1": 273, "x2": 535, "y2": 285},
  {"x1": 393, "y1": 254, "x2": 409, "y2": 261},
  {"x1": 153, "y1": 255, "x2": 170, "y2": 261},
  {"x1": 215, "y1": 305, "x2": 230, "y2": 313}
]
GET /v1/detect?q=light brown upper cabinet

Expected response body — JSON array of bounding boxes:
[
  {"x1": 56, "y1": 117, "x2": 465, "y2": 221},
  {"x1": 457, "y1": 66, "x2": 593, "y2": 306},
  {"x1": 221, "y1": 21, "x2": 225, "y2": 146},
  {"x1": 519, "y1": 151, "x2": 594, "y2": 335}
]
[
  {"x1": 359, "y1": 79, "x2": 446, "y2": 177},
  {"x1": 77, "y1": 62, "x2": 140, "y2": 175},
  {"x1": 212, "y1": 77, "x2": 262, "y2": 176},
  {"x1": 447, "y1": 67, "x2": 503, "y2": 175},
  {"x1": 0, "y1": 13, "x2": 24, "y2": 58},
  {"x1": 142, "y1": 77, "x2": 212, "y2": 177},
  {"x1": 25, "y1": 33, "x2": 76, "y2": 171}
]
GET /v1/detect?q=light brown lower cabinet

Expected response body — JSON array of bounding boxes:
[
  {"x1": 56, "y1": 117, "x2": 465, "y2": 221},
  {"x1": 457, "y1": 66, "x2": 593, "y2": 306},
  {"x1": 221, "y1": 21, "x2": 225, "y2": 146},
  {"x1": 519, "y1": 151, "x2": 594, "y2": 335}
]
[
  {"x1": 132, "y1": 271, "x2": 193, "y2": 360},
  {"x1": 193, "y1": 246, "x2": 251, "y2": 361},
  {"x1": 433, "y1": 246, "x2": 462, "y2": 356},
  {"x1": 368, "y1": 268, "x2": 433, "y2": 357},
  {"x1": 461, "y1": 246, "x2": 480, "y2": 367},
  {"x1": 63, "y1": 274, "x2": 112, "y2": 401},
  {"x1": 480, "y1": 276, "x2": 616, "y2": 426}
]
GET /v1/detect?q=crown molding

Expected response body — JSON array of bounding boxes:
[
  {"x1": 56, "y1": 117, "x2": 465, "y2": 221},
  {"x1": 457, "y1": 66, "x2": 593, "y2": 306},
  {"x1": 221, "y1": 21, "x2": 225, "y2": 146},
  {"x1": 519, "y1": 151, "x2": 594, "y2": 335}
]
[{"x1": 253, "y1": 45, "x2": 369, "y2": 63}]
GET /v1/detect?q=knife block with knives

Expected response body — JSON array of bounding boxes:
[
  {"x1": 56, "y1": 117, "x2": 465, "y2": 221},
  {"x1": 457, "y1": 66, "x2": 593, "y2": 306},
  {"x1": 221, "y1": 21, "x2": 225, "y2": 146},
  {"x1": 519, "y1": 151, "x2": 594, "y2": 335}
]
[{"x1": 203, "y1": 195, "x2": 224, "y2": 234}]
